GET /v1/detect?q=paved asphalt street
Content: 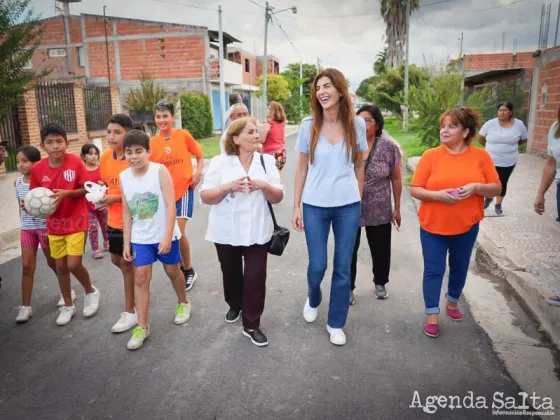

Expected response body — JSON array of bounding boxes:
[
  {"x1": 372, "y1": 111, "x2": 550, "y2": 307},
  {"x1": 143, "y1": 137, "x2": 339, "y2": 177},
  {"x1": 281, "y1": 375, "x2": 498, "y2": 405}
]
[{"x1": 0, "y1": 133, "x2": 536, "y2": 420}]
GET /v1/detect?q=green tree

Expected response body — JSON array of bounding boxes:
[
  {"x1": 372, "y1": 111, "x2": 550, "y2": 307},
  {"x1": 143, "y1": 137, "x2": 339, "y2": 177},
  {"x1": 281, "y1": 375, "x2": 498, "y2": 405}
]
[
  {"x1": 123, "y1": 72, "x2": 168, "y2": 115},
  {"x1": 356, "y1": 76, "x2": 375, "y2": 101},
  {"x1": 374, "y1": 48, "x2": 388, "y2": 75},
  {"x1": 0, "y1": 0, "x2": 48, "y2": 116},
  {"x1": 256, "y1": 74, "x2": 291, "y2": 102},
  {"x1": 407, "y1": 70, "x2": 493, "y2": 148},
  {"x1": 380, "y1": 0, "x2": 419, "y2": 68},
  {"x1": 179, "y1": 92, "x2": 213, "y2": 139},
  {"x1": 280, "y1": 63, "x2": 318, "y2": 122}
]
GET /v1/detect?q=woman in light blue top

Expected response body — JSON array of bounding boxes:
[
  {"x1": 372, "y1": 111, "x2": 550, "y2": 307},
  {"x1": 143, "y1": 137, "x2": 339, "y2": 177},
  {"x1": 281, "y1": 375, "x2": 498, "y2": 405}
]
[{"x1": 292, "y1": 68, "x2": 367, "y2": 346}]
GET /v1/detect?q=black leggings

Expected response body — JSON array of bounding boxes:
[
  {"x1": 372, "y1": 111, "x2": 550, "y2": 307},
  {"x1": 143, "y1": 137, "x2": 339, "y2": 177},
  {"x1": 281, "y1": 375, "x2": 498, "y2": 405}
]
[
  {"x1": 350, "y1": 223, "x2": 392, "y2": 290},
  {"x1": 495, "y1": 165, "x2": 515, "y2": 197}
]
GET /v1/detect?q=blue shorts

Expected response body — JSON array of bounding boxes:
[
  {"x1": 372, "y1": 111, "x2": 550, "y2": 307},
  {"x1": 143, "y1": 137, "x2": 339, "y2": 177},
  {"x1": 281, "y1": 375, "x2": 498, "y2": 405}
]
[
  {"x1": 175, "y1": 187, "x2": 194, "y2": 219},
  {"x1": 131, "y1": 240, "x2": 181, "y2": 267}
]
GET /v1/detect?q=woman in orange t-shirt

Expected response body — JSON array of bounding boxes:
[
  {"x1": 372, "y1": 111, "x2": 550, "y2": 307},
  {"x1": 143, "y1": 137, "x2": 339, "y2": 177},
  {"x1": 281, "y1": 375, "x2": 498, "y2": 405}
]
[{"x1": 410, "y1": 107, "x2": 501, "y2": 339}]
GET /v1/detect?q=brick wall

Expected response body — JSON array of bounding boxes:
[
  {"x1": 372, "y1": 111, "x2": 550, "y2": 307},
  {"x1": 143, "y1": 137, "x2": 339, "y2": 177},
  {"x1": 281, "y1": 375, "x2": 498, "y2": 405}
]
[
  {"x1": 33, "y1": 15, "x2": 207, "y2": 85},
  {"x1": 0, "y1": 84, "x2": 122, "y2": 178},
  {"x1": 229, "y1": 50, "x2": 258, "y2": 86},
  {"x1": 463, "y1": 52, "x2": 534, "y2": 71},
  {"x1": 528, "y1": 47, "x2": 560, "y2": 152},
  {"x1": 256, "y1": 58, "x2": 279, "y2": 77}
]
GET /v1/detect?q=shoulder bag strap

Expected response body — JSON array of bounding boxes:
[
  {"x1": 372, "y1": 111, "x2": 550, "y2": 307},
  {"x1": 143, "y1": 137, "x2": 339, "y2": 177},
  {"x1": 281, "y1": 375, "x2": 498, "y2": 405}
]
[{"x1": 260, "y1": 154, "x2": 279, "y2": 230}]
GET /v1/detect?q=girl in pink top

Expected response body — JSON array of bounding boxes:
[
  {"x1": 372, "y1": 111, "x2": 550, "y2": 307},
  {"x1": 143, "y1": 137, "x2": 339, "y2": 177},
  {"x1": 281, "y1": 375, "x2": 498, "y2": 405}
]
[
  {"x1": 81, "y1": 144, "x2": 109, "y2": 259},
  {"x1": 260, "y1": 101, "x2": 287, "y2": 171}
]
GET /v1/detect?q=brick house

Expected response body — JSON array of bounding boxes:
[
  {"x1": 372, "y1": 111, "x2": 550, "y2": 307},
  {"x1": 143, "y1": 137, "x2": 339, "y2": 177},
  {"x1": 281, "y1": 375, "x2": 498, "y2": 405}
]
[
  {"x1": 458, "y1": 52, "x2": 535, "y2": 122},
  {"x1": 527, "y1": 46, "x2": 560, "y2": 153}
]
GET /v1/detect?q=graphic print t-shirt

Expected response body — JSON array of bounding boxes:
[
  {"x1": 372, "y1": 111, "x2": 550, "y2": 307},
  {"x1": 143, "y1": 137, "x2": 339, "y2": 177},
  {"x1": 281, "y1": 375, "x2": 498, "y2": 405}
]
[
  {"x1": 150, "y1": 129, "x2": 203, "y2": 201},
  {"x1": 30, "y1": 153, "x2": 88, "y2": 235},
  {"x1": 100, "y1": 150, "x2": 130, "y2": 229}
]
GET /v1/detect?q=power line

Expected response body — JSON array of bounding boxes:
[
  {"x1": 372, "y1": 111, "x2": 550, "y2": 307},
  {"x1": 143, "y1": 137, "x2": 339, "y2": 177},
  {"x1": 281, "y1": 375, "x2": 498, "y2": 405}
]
[
  {"x1": 272, "y1": 15, "x2": 299, "y2": 54},
  {"x1": 150, "y1": 0, "x2": 217, "y2": 11},
  {"x1": 247, "y1": 0, "x2": 265, "y2": 8}
]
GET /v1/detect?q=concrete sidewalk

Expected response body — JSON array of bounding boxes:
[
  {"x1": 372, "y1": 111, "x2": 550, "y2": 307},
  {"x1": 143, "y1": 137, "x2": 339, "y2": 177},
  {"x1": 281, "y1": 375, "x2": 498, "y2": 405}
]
[{"x1": 407, "y1": 153, "x2": 560, "y2": 346}]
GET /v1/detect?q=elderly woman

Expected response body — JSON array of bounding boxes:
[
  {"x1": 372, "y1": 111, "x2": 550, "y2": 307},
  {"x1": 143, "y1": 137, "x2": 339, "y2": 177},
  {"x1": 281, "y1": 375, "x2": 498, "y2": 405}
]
[
  {"x1": 478, "y1": 102, "x2": 528, "y2": 214},
  {"x1": 260, "y1": 101, "x2": 287, "y2": 171},
  {"x1": 534, "y1": 106, "x2": 560, "y2": 307},
  {"x1": 350, "y1": 104, "x2": 402, "y2": 304},
  {"x1": 411, "y1": 107, "x2": 501, "y2": 338},
  {"x1": 220, "y1": 102, "x2": 249, "y2": 154},
  {"x1": 200, "y1": 117, "x2": 284, "y2": 347}
]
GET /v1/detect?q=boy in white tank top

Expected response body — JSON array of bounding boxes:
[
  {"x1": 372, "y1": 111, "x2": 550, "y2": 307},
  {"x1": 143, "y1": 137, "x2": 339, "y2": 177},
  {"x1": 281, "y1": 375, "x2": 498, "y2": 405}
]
[{"x1": 120, "y1": 130, "x2": 191, "y2": 351}]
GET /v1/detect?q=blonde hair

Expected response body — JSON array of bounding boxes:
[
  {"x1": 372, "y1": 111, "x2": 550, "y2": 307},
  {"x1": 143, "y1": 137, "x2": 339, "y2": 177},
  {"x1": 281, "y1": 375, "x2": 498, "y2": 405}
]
[
  {"x1": 268, "y1": 101, "x2": 287, "y2": 123},
  {"x1": 224, "y1": 117, "x2": 257, "y2": 155}
]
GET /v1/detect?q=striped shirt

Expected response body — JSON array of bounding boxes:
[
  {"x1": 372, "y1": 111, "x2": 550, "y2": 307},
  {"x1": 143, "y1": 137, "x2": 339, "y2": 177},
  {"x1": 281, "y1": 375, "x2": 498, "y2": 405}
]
[{"x1": 15, "y1": 176, "x2": 47, "y2": 231}]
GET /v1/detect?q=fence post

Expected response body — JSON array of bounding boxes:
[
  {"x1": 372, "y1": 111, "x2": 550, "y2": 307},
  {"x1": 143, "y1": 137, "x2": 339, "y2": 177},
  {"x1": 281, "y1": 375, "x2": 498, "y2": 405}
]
[
  {"x1": 110, "y1": 86, "x2": 121, "y2": 114},
  {"x1": 73, "y1": 83, "x2": 88, "y2": 146},
  {"x1": 18, "y1": 89, "x2": 42, "y2": 152}
]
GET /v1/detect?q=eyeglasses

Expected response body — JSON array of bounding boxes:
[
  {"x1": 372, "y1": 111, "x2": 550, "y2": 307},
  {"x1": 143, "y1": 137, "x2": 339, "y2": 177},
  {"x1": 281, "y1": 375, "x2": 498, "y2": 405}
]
[{"x1": 364, "y1": 118, "x2": 376, "y2": 125}]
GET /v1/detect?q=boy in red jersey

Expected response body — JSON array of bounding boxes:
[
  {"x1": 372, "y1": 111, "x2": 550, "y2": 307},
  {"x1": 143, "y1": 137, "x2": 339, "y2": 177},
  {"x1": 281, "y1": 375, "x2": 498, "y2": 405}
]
[
  {"x1": 30, "y1": 123, "x2": 100, "y2": 326},
  {"x1": 97, "y1": 113, "x2": 138, "y2": 333},
  {"x1": 150, "y1": 100, "x2": 203, "y2": 291}
]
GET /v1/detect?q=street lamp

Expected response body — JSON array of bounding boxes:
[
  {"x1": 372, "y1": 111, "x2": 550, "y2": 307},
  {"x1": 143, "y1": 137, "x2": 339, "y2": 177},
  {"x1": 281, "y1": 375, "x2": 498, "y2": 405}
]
[{"x1": 262, "y1": 3, "x2": 297, "y2": 119}]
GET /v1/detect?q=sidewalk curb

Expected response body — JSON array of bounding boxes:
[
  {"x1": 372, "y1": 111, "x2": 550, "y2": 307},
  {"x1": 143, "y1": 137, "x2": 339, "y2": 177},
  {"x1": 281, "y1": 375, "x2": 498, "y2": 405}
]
[
  {"x1": 0, "y1": 228, "x2": 20, "y2": 252},
  {"x1": 406, "y1": 156, "x2": 560, "y2": 348}
]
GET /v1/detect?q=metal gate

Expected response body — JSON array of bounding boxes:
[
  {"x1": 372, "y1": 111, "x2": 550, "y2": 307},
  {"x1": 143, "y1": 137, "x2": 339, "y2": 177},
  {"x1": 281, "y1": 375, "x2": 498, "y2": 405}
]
[{"x1": 0, "y1": 106, "x2": 22, "y2": 172}]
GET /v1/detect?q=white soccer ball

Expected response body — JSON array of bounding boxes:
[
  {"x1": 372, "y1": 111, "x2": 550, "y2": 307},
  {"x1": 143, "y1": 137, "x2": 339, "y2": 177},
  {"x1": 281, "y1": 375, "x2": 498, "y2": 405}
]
[{"x1": 24, "y1": 187, "x2": 56, "y2": 218}]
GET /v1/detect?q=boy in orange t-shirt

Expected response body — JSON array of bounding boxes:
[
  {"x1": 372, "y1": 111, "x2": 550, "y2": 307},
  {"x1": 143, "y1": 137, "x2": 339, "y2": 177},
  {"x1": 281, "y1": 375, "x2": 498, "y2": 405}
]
[
  {"x1": 150, "y1": 100, "x2": 203, "y2": 291},
  {"x1": 98, "y1": 114, "x2": 138, "y2": 333}
]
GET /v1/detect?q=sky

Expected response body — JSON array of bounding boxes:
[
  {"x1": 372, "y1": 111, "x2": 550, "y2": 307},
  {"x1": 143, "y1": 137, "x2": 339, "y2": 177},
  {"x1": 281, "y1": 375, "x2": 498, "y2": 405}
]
[{"x1": 32, "y1": 0, "x2": 549, "y2": 92}]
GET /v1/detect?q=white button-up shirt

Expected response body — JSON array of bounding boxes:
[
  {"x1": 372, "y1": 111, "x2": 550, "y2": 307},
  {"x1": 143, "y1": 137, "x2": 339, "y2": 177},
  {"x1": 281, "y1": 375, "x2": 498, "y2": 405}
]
[{"x1": 200, "y1": 152, "x2": 284, "y2": 246}]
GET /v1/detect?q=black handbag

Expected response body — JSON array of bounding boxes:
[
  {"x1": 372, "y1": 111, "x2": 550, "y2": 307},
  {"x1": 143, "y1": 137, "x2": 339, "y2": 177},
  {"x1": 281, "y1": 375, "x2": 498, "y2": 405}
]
[{"x1": 260, "y1": 154, "x2": 290, "y2": 256}]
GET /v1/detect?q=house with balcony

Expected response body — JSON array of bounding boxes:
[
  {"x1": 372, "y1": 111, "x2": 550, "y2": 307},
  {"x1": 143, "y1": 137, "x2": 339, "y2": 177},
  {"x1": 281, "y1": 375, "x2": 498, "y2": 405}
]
[{"x1": 28, "y1": 11, "x2": 279, "y2": 131}]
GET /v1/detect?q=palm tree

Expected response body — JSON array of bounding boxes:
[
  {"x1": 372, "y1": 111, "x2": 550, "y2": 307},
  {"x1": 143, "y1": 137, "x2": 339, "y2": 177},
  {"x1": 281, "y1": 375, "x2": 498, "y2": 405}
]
[{"x1": 380, "y1": 0, "x2": 419, "y2": 68}]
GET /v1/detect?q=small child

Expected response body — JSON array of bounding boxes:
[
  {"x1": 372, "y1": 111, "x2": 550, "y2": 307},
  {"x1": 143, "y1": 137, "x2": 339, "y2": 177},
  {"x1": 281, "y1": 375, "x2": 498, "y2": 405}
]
[
  {"x1": 14, "y1": 146, "x2": 59, "y2": 323},
  {"x1": 81, "y1": 143, "x2": 109, "y2": 259},
  {"x1": 30, "y1": 123, "x2": 100, "y2": 326},
  {"x1": 121, "y1": 130, "x2": 191, "y2": 350}
]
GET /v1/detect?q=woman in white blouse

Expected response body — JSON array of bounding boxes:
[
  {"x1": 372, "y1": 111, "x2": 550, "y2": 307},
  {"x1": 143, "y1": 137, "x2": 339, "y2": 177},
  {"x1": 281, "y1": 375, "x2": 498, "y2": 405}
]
[
  {"x1": 200, "y1": 117, "x2": 285, "y2": 347},
  {"x1": 478, "y1": 102, "x2": 528, "y2": 214}
]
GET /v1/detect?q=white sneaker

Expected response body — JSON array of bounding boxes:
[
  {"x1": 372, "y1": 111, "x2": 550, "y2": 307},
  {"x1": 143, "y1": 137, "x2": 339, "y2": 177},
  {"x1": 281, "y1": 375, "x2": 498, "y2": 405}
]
[
  {"x1": 56, "y1": 306, "x2": 76, "y2": 326},
  {"x1": 16, "y1": 306, "x2": 33, "y2": 323},
  {"x1": 326, "y1": 325, "x2": 346, "y2": 346},
  {"x1": 83, "y1": 286, "x2": 100, "y2": 318},
  {"x1": 173, "y1": 302, "x2": 191, "y2": 325},
  {"x1": 57, "y1": 289, "x2": 77, "y2": 307},
  {"x1": 303, "y1": 298, "x2": 318, "y2": 323},
  {"x1": 127, "y1": 326, "x2": 150, "y2": 350},
  {"x1": 111, "y1": 311, "x2": 138, "y2": 333}
]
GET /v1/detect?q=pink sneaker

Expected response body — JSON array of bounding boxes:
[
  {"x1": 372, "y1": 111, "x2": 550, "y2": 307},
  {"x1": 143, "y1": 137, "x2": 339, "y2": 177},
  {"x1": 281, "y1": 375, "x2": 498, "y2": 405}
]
[
  {"x1": 446, "y1": 306, "x2": 463, "y2": 321},
  {"x1": 424, "y1": 323, "x2": 439, "y2": 338},
  {"x1": 92, "y1": 250, "x2": 104, "y2": 259}
]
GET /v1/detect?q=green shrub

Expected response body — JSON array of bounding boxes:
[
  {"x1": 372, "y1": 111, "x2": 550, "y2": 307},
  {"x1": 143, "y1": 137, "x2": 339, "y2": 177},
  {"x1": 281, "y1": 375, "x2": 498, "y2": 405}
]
[
  {"x1": 407, "y1": 71, "x2": 493, "y2": 148},
  {"x1": 179, "y1": 92, "x2": 213, "y2": 139}
]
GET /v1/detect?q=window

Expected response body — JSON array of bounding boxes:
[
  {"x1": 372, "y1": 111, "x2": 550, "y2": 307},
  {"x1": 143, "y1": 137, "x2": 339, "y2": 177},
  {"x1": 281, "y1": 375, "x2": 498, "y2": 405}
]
[
  {"x1": 77, "y1": 47, "x2": 85, "y2": 67},
  {"x1": 48, "y1": 48, "x2": 66, "y2": 58},
  {"x1": 245, "y1": 58, "x2": 250, "y2": 72}
]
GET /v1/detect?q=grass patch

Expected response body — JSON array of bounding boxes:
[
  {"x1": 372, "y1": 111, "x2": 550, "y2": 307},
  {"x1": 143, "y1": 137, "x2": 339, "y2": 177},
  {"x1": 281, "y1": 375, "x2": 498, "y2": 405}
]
[
  {"x1": 384, "y1": 117, "x2": 428, "y2": 159},
  {"x1": 197, "y1": 135, "x2": 221, "y2": 159}
]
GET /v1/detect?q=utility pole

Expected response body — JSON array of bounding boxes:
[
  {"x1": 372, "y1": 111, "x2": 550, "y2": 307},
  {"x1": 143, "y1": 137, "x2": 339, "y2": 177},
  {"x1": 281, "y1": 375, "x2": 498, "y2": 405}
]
[
  {"x1": 555, "y1": 0, "x2": 560, "y2": 46},
  {"x1": 218, "y1": 5, "x2": 226, "y2": 130},
  {"x1": 261, "y1": 3, "x2": 297, "y2": 119},
  {"x1": 103, "y1": 6, "x2": 111, "y2": 86},
  {"x1": 59, "y1": 0, "x2": 76, "y2": 76},
  {"x1": 403, "y1": 0, "x2": 410, "y2": 132},
  {"x1": 262, "y1": 2, "x2": 271, "y2": 121},
  {"x1": 458, "y1": 32, "x2": 463, "y2": 58}
]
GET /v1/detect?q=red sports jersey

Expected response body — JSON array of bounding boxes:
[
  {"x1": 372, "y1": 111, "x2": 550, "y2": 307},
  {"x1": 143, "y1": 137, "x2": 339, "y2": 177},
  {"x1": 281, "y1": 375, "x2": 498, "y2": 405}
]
[{"x1": 30, "y1": 153, "x2": 88, "y2": 235}]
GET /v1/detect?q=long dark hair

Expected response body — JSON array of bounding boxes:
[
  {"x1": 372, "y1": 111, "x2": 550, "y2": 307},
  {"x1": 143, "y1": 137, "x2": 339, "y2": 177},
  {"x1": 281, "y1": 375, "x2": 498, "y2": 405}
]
[
  {"x1": 357, "y1": 104, "x2": 384, "y2": 138},
  {"x1": 309, "y1": 68, "x2": 357, "y2": 164}
]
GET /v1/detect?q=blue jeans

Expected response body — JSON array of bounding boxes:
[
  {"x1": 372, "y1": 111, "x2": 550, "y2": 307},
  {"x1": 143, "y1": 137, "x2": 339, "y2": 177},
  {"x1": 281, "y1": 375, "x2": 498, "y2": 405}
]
[
  {"x1": 556, "y1": 181, "x2": 560, "y2": 221},
  {"x1": 420, "y1": 223, "x2": 479, "y2": 315},
  {"x1": 303, "y1": 202, "x2": 361, "y2": 328}
]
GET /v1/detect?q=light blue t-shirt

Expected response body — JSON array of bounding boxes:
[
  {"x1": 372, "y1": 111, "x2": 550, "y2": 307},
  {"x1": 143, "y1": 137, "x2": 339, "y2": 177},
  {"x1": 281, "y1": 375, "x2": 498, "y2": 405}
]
[{"x1": 295, "y1": 116, "x2": 367, "y2": 207}]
